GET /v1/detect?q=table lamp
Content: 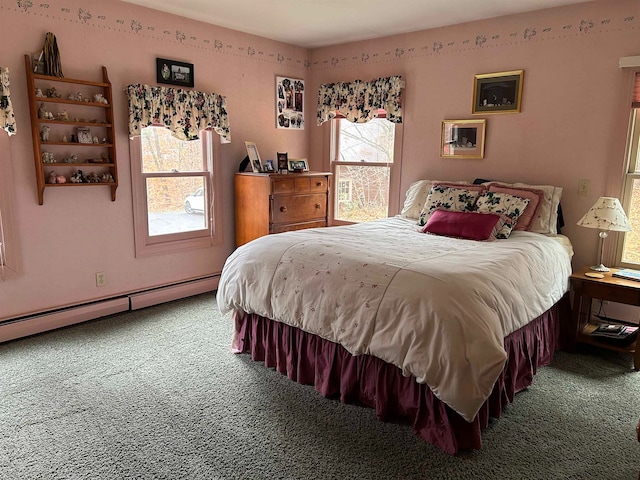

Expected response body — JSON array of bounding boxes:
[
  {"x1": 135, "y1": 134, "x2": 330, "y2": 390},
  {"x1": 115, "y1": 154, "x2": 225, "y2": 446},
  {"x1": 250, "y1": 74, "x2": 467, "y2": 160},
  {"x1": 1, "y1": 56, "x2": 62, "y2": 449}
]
[{"x1": 577, "y1": 196, "x2": 632, "y2": 272}]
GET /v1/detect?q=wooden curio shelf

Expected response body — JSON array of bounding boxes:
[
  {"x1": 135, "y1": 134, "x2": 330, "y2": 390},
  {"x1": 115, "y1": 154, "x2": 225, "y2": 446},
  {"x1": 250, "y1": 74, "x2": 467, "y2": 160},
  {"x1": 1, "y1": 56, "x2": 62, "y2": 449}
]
[{"x1": 24, "y1": 54, "x2": 119, "y2": 205}]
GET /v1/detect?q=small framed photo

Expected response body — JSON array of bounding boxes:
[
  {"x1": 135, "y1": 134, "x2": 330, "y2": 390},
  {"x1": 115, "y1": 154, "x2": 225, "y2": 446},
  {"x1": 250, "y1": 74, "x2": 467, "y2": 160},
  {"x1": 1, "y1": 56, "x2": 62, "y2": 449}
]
[
  {"x1": 264, "y1": 160, "x2": 275, "y2": 172},
  {"x1": 472, "y1": 70, "x2": 523, "y2": 114},
  {"x1": 156, "y1": 58, "x2": 195, "y2": 88},
  {"x1": 441, "y1": 119, "x2": 486, "y2": 159},
  {"x1": 245, "y1": 141, "x2": 263, "y2": 173},
  {"x1": 277, "y1": 152, "x2": 288, "y2": 172},
  {"x1": 76, "y1": 127, "x2": 93, "y2": 144},
  {"x1": 287, "y1": 158, "x2": 309, "y2": 172}
]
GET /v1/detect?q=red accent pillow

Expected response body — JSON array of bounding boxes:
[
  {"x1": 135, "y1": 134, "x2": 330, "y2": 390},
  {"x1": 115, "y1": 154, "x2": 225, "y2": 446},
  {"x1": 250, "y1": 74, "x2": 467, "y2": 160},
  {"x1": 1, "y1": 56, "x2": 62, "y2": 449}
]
[{"x1": 422, "y1": 209, "x2": 503, "y2": 241}]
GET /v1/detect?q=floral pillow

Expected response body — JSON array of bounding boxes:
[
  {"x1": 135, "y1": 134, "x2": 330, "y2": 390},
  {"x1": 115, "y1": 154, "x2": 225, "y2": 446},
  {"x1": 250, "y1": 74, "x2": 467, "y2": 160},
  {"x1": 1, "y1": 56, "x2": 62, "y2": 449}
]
[
  {"x1": 418, "y1": 185, "x2": 484, "y2": 226},
  {"x1": 474, "y1": 191, "x2": 531, "y2": 239}
]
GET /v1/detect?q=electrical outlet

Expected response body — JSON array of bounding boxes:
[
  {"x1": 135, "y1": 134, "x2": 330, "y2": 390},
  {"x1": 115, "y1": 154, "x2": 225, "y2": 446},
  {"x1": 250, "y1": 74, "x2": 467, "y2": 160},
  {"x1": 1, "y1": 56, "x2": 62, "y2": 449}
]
[
  {"x1": 95, "y1": 272, "x2": 106, "y2": 287},
  {"x1": 577, "y1": 178, "x2": 591, "y2": 196}
]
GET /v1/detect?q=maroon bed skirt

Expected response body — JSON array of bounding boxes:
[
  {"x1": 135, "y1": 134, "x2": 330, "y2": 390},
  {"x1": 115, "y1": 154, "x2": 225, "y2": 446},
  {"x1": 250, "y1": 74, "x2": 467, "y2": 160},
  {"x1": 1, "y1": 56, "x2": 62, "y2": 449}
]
[{"x1": 231, "y1": 294, "x2": 570, "y2": 455}]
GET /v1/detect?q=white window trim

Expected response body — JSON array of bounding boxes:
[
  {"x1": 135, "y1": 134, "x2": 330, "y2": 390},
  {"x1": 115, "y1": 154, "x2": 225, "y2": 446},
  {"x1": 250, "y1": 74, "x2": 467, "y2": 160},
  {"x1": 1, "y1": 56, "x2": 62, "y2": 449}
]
[
  {"x1": 129, "y1": 128, "x2": 222, "y2": 257},
  {"x1": 328, "y1": 116, "x2": 403, "y2": 226},
  {"x1": 0, "y1": 132, "x2": 20, "y2": 280},
  {"x1": 616, "y1": 108, "x2": 640, "y2": 267}
]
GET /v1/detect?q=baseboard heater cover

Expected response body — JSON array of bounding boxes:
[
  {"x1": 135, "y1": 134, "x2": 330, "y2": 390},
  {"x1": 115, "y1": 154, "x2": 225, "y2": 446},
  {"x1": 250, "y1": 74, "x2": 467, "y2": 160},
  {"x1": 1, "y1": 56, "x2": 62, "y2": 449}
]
[
  {"x1": 0, "y1": 275, "x2": 219, "y2": 343},
  {"x1": 0, "y1": 298, "x2": 129, "y2": 343},
  {"x1": 129, "y1": 276, "x2": 219, "y2": 310}
]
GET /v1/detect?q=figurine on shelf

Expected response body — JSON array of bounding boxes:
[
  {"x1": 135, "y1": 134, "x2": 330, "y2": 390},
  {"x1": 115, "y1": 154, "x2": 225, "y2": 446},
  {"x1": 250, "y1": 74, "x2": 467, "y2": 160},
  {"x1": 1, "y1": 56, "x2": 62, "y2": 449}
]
[
  {"x1": 62, "y1": 135, "x2": 68, "y2": 143},
  {"x1": 35, "y1": 88, "x2": 45, "y2": 98},
  {"x1": 92, "y1": 136, "x2": 99, "y2": 144},
  {"x1": 101, "y1": 172, "x2": 114, "y2": 183},
  {"x1": 70, "y1": 170, "x2": 86, "y2": 183},
  {"x1": 56, "y1": 175, "x2": 67, "y2": 184},
  {"x1": 76, "y1": 92, "x2": 82, "y2": 102},
  {"x1": 93, "y1": 93, "x2": 108, "y2": 104},
  {"x1": 47, "y1": 171, "x2": 57, "y2": 184},
  {"x1": 45, "y1": 87, "x2": 61, "y2": 98},
  {"x1": 38, "y1": 103, "x2": 46, "y2": 119},
  {"x1": 63, "y1": 154, "x2": 78, "y2": 164},
  {"x1": 67, "y1": 93, "x2": 76, "y2": 101},
  {"x1": 41, "y1": 152, "x2": 55, "y2": 163},
  {"x1": 40, "y1": 125, "x2": 50, "y2": 142},
  {"x1": 56, "y1": 110, "x2": 69, "y2": 121},
  {"x1": 85, "y1": 172, "x2": 101, "y2": 183}
]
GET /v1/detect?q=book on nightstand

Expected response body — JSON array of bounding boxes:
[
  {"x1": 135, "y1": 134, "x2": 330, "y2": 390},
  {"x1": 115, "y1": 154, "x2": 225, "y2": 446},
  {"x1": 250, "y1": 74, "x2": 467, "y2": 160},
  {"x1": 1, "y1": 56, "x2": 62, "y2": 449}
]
[
  {"x1": 590, "y1": 323, "x2": 638, "y2": 346},
  {"x1": 612, "y1": 268, "x2": 640, "y2": 282}
]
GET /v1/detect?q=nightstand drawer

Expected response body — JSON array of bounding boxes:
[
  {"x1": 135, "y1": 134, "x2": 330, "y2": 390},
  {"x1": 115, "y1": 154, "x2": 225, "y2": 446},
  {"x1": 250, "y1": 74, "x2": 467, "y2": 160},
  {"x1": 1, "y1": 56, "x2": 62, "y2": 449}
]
[
  {"x1": 272, "y1": 194, "x2": 327, "y2": 224},
  {"x1": 580, "y1": 281, "x2": 640, "y2": 305}
]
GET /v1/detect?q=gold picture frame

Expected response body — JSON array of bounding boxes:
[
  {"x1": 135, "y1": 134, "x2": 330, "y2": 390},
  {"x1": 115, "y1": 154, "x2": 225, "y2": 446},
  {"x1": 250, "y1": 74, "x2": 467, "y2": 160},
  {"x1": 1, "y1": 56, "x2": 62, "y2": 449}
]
[
  {"x1": 472, "y1": 70, "x2": 523, "y2": 114},
  {"x1": 441, "y1": 119, "x2": 486, "y2": 159}
]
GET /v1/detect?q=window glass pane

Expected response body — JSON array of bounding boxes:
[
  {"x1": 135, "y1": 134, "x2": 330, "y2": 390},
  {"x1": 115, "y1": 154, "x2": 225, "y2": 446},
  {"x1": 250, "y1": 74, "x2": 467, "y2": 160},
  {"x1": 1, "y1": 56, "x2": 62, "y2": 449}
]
[
  {"x1": 146, "y1": 177, "x2": 206, "y2": 236},
  {"x1": 337, "y1": 118, "x2": 395, "y2": 164},
  {"x1": 141, "y1": 127, "x2": 203, "y2": 173},
  {"x1": 334, "y1": 165, "x2": 389, "y2": 222},
  {"x1": 622, "y1": 178, "x2": 640, "y2": 264}
]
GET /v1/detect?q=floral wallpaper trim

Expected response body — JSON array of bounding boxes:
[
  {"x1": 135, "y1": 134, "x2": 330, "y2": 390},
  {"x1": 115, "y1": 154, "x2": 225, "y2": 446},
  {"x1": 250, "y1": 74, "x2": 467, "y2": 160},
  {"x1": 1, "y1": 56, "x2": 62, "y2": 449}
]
[
  {"x1": 317, "y1": 76, "x2": 404, "y2": 125},
  {"x1": 126, "y1": 84, "x2": 230, "y2": 142},
  {"x1": 0, "y1": 67, "x2": 17, "y2": 136},
  {"x1": 9, "y1": 1, "x2": 308, "y2": 69}
]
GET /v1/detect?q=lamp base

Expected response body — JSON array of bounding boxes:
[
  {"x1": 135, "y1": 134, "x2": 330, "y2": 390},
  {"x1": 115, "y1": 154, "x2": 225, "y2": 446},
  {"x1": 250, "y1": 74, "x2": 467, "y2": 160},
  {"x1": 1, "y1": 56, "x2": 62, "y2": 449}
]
[{"x1": 590, "y1": 263, "x2": 610, "y2": 272}]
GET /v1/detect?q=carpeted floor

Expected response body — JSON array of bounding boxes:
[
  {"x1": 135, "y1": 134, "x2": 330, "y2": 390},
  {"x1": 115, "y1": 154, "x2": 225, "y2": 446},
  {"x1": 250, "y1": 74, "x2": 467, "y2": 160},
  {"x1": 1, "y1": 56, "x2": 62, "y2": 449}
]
[{"x1": 1, "y1": 292, "x2": 639, "y2": 479}]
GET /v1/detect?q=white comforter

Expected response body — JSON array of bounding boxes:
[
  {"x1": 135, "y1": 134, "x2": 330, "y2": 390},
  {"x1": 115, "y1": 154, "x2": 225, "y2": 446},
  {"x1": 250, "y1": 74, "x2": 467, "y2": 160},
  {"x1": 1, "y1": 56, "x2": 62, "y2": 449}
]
[{"x1": 217, "y1": 216, "x2": 572, "y2": 421}]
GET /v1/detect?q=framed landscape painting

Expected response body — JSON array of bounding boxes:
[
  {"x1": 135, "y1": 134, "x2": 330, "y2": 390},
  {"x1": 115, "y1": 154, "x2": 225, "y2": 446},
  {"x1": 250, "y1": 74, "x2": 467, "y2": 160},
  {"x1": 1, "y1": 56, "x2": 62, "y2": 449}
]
[{"x1": 441, "y1": 119, "x2": 486, "y2": 159}]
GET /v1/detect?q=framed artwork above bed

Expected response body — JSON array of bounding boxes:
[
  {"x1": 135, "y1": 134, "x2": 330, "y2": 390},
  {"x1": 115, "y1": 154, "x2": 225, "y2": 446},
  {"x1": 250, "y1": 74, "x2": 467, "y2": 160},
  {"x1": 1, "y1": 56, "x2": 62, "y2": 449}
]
[
  {"x1": 472, "y1": 70, "x2": 523, "y2": 114},
  {"x1": 441, "y1": 119, "x2": 486, "y2": 158}
]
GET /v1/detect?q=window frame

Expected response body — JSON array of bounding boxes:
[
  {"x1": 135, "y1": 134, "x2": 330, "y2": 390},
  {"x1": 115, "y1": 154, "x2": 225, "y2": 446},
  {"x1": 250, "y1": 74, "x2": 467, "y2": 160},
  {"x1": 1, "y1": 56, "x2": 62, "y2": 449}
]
[
  {"x1": 0, "y1": 132, "x2": 19, "y2": 280},
  {"x1": 616, "y1": 108, "x2": 640, "y2": 268},
  {"x1": 328, "y1": 113, "x2": 403, "y2": 226},
  {"x1": 130, "y1": 126, "x2": 222, "y2": 257}
]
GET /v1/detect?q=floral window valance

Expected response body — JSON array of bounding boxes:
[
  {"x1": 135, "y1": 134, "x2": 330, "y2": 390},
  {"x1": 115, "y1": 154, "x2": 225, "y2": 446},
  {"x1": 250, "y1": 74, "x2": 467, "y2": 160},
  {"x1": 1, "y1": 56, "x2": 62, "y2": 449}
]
[
  {"x1": 316, "y1": 75, "x2": 404, "y2": 126},
  {"x1": 0, "y1": 67, "x2": 16, "y2": 136},
  {"x1": 126, "y1": 84, "x2": 230, "y2": 141}
]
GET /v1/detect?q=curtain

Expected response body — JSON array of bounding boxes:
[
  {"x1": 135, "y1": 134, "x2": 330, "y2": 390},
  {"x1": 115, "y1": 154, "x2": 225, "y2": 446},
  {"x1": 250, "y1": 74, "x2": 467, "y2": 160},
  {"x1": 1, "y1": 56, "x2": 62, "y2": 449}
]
[
  {"x1": 316, "y1": 75, "x2": 404, "y2": 125},
  {"x1": 126, "y1": 84, "x2": 230, "y2": 141},
  {"x1": 0, "y1": 67, "x2": 16, "y2": 136}
]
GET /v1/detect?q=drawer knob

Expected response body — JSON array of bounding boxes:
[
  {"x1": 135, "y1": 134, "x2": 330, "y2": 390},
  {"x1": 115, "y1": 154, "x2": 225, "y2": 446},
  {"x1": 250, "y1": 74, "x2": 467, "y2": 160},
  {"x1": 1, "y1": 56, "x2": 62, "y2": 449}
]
[
  {"x1": 316, "y1": 182, "x2": 322, "y2": 187},
  {"x1": 315, "y1": 203, "x2": 321, "y2": 209},
  {"x1": 280, "y1": 206, "x2": 288, "y2": 213}
]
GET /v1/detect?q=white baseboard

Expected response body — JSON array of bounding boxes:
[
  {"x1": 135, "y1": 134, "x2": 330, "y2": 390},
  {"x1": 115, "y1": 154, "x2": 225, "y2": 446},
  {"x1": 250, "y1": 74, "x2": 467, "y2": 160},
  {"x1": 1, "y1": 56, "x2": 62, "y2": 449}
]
[{"x1": 0, "y1": 276, "x2": 219, "y2": 343}]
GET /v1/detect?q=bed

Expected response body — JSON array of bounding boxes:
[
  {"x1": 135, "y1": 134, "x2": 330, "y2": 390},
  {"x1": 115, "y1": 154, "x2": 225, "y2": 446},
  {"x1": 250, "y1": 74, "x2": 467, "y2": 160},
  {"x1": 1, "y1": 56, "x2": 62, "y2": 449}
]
[{"x1": 217, "y1": 179, "x2": 573, "y2": 454}]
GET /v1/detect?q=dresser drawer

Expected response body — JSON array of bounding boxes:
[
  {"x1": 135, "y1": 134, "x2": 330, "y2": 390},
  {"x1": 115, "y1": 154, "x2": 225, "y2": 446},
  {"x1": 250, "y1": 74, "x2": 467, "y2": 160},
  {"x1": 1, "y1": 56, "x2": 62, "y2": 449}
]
[
  {"x1": 272, "y1": 175, "x2": 329, "y2": 194},
  {"x1": 271, "y1": 220, "x2": 327, "y2": 234},
  {"x1": 272, "y1": 193, "x2": 327, "y2": 224}
]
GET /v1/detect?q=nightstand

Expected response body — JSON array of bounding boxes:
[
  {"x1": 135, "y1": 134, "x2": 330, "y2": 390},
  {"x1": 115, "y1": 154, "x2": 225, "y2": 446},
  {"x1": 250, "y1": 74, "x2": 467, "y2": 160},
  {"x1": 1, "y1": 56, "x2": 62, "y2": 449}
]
[{"x1": 570, "y1": 266, "x2": 640, "y2": 370}]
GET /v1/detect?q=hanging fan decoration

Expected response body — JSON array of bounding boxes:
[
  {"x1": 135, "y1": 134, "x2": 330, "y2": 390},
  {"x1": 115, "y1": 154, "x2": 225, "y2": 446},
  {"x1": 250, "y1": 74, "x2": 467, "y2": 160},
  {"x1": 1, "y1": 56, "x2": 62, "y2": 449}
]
[{"x1": 42, "y1": 32, "x2": 63, "y2": 77}]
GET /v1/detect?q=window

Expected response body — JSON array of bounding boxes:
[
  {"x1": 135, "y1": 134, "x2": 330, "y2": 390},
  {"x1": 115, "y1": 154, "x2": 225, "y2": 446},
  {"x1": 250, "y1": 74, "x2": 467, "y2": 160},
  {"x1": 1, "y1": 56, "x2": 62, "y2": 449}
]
[
  {"x1": 330, "y1": 115, "x2": 402, "y2": 224},
  {"x1": 130, "y1": 126, "x2": 220, "y2": 257},
  {"x1": 0, "y1": 133, "x2": 19, "y2": 280},
  {"x1": 618, "y1": 108, "x2": 640, "y2": 266}
]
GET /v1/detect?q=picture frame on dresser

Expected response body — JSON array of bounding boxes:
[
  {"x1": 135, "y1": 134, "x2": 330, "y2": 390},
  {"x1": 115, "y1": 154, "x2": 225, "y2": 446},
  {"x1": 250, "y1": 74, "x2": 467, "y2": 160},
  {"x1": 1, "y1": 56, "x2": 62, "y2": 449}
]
[
  {"x1": 244, "y1": 141, "x2": 263, "y2": 173},
  {"x1": 287, "y1": 158, "x2": 309, "y2": 172},
  {"x1": 277, "y1": 152, "x2": 288, "y2": 173}
]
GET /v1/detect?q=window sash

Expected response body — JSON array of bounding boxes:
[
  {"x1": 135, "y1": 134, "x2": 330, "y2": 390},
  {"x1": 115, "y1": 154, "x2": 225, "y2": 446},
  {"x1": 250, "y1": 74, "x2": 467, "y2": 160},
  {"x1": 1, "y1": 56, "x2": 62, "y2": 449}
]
[{"x1": 130, "y1": 128, "x2": 219, "y2": 257}]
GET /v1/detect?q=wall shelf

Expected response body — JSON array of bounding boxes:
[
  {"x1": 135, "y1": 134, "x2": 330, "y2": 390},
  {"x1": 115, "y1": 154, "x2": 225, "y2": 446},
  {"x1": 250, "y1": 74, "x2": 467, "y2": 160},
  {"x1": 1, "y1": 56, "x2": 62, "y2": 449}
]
[{"x1": 24, "y1": 54, "x2": 118, "y2": 205}]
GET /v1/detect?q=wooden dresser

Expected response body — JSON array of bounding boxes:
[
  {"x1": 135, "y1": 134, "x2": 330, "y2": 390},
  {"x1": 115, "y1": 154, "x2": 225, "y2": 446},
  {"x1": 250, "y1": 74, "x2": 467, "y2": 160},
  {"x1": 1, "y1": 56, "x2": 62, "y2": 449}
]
[{"x1": 234, "y1": 171, "x2": 332, "y2": 247}]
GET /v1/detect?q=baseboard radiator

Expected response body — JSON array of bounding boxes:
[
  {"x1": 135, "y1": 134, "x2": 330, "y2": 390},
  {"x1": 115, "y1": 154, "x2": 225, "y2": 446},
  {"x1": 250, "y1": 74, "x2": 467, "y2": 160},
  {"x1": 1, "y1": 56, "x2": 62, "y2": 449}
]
[{"x1": 0, "y1": 275, "x2": 219, "y2": 343}]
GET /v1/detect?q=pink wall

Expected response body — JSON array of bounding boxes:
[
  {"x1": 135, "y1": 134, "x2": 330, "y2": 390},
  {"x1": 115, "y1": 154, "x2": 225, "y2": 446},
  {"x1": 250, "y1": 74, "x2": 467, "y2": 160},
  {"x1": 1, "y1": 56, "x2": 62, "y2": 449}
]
[
  {"x1": 308, "y1": 0, "x2": 640, "y2": 271},
  {"x1": 1, "y1": 0, "x2": 639, "y2": 322},
  {"x1": 0, "y1": 0, "x2": 308, "y2": 320}
]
